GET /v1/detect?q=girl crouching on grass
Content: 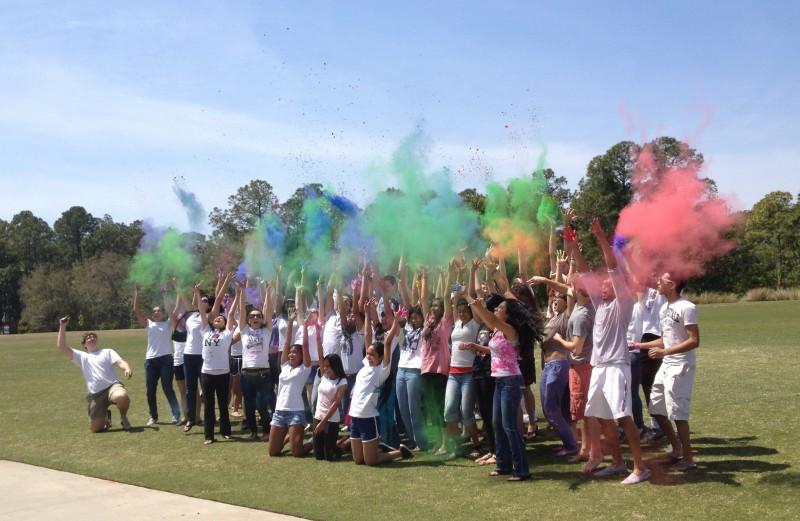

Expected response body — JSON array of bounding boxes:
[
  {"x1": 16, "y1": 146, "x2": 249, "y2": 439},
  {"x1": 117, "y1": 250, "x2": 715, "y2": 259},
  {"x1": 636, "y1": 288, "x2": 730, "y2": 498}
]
[
  {"x1": 268, "y1": 311, "x2": 312, "y2": 457},
  {"x1": 313, "y1": 344, "x2": 348, "y2": 460},
  {"x1": 348, "y1": 313, "x2": 413, "y2": 465}
]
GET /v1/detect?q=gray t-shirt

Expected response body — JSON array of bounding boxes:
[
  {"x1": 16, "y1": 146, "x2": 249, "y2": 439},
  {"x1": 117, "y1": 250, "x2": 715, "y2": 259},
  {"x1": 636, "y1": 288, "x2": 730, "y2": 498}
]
[
  {"x1": 541, "y1": 311, "x2": 570, "y2": 359},
  {"x1": 586, "y1": 269, "x2": 634, "y2": 366},
  {"x1": 567, "y1": 304, "x2": 594, "y2": 365}
]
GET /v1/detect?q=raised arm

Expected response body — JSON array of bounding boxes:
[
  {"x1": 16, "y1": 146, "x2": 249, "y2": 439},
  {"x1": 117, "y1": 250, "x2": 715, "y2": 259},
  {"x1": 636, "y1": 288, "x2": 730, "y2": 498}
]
[
  {"x1": 528, "y1": 275, "x2": 571, "y2": 296},
  {"x1": 464, "y1": 295, "x2": 516, "y2": 341},
  {"x1": 493, "y1": 257, "x2": 515, "y2": 300},
  {"x1": 195, "y1": 282, "x2": 210, "y2": 329},
  {"x1": 468, "y1": 258, "x2": 479, "y2": 299},
  {"x1": 591, "y1": 217, "x2": 616, "y2": 270},
  {"x1": 209, "y1": 272, "x2": 232, "y2": 322},
  {"x1": 170, "y1": 280, "x2": 184, "y2": 329},
  {"x1": 420, "y1": 269, "x2": 430, "y2": 316},
  {"x1": 548, "y1": 224, "x2": 557, "y2": 277},
  {"x1": 57, "y1": 316, "x2": 73, "y2": 360},
  {"x1": 444, "y1": 260, "x2": 456, "y2": 322},
  {"x1": 398, "y1": 256, "x2": 413, "y2": 308},
  {"x1": 229, "y1": 283, "x2": 242, "y2": 335},
  {"x1": 301, "y1": 313, "x2": 312, "y2": 368},
  {"x1": 281, "y1": 311, "x2": 296, "y2": 366},
  {"x1": 132, "y1": 287, "x2": 148, "y2": 327},
  {"x1": 383, "y1": 315, "x2": 400, "y2": 368}
]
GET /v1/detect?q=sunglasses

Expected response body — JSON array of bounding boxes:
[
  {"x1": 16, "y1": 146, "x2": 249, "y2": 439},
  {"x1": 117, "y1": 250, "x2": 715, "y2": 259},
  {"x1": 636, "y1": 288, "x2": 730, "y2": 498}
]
[{"x1": 249, "y1": 314, "x2": 263, "y2": 319}]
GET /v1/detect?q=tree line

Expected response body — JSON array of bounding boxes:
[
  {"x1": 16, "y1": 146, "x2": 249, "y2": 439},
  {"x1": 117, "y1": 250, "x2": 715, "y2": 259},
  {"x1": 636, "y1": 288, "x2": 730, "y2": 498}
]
[{"x1": 2, "y1": 136, "x2": 797, "y2": 333}]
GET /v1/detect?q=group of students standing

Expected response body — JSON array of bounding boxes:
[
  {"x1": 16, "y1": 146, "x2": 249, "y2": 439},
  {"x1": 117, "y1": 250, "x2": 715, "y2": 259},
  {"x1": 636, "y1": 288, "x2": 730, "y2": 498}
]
[{"x1": 58, "y1": 215, "x2": 701, "y2": 485}]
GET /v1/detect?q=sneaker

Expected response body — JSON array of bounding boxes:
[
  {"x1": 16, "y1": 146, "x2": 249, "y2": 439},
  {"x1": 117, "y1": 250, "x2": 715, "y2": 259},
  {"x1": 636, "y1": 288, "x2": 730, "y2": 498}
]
[
  {"x1": 434, "y1": 446, "x2": 450, "y2": 456},
  {"x1": 399, "y1": 444, "x2": 414, "y2": 460},
  {"x1": 120, "y1": 416, "x2": 132, "y2": 431},
  {"x1": 621, "y1": 469, "x2": 651, "y2": 485},
  {"x1": 146, "y1": 417, "x2": 157, "y2": 427},
  {"x1": 673, "y1": 461, "x2": 697, "y2": 471},
  {"x1": 204, "y1": 438, "x2": 214, "y2": 445},
  {"x1": 594, "y1": 464, "x2": 629, "y2": 477},
  {"x1": 171, "y1": 416, "x2": 182, "y2": 426}
]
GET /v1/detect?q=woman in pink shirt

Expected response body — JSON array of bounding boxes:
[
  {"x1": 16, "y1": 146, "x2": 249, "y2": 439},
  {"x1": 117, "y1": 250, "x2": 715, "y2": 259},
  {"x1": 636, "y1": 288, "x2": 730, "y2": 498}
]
[{"x1": 419, "y1": 294, "x2": 454, "y2": 454}]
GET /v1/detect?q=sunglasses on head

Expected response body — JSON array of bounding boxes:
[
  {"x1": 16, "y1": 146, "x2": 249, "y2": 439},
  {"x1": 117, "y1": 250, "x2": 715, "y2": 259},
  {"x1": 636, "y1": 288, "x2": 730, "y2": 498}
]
[{"x1": 200, "y1": 298, "x2": 209, "y2": 303}]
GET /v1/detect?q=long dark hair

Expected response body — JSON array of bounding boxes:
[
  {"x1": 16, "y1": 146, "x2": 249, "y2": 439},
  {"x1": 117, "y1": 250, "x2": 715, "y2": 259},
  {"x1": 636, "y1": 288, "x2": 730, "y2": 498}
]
[
  {"x1": 503, "y1": 298, "x2": 543, "y2": 357},
  {"x1": 322, "y1": 353, "x2": 346, "y2": 380}
]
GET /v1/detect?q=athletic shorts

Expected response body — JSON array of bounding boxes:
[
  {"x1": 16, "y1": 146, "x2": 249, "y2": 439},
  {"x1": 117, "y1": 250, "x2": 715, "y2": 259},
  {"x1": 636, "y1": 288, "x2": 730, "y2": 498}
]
[
  {"x1": 649, "y1": 363, "x2": 695, "y2": 421},
  {"x1": 229, "y1": 356, "x2": 243, "y2": 376},
  {"x1": 584, "y1": 363, "x2": 632, "y2": 420},
  {"x1": 174, "y1": 364, "x2": 185, "y2": 381},
  {"x1": 270, "y1": 410, "x2": 305, "y2": 428},
  {"x1": 349, "y1": 416, "x2": 380, "y2": 442},
  {"x1": 86, "y1": 382, "x2": 127, "y2": 420},
  {"x1": 569, "y1": 363, "x2": 592, "y2": 421}
]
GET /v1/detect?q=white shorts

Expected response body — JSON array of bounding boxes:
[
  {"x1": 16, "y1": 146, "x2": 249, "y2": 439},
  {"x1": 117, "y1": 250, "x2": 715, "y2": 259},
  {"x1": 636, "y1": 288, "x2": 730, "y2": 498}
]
[
  {"x1": 584, "y1": 363, "x2": 632, "y2": 420},
  {"x1": 649, "y1": 363, "x2": 695, "y2": 421}
]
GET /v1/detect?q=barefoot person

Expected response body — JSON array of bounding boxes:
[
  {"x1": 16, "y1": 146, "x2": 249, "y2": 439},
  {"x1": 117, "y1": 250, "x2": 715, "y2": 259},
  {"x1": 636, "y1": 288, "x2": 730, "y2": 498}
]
[
  {"x1": 635, "y1": 273, "x2": 700, "y2": 471},
  {"x1": 56, "y1": 316, "x2": 134, "y2": 432}
]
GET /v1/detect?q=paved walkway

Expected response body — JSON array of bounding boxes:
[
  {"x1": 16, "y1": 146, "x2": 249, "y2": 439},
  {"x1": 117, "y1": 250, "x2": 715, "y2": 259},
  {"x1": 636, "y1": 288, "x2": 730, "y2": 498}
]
[{"x1": 0, "y1": 460, "x2": 305, "y2": 521}]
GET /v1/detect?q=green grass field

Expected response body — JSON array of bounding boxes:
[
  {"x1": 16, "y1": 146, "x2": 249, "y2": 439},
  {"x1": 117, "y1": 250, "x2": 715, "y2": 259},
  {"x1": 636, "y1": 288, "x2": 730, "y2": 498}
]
[{"x1": 1, "y1": 301, "x2": 799, "y2": 521}]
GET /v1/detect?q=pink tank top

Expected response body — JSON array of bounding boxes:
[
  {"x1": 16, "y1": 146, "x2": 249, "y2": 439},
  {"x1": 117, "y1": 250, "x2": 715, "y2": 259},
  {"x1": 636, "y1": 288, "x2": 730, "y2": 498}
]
[{"x1": 488, "y1": 329, "x2": 521, "y2": 378}]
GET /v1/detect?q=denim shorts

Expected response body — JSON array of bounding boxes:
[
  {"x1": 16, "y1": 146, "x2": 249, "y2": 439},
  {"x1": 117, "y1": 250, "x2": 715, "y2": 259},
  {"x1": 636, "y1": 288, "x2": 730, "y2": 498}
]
[
  {"x1": 349, "y1": 416, "x2": 379, "y2": 442},
  {"x1": 270, "y1": 409, "x2": 306, "y2": 428}
]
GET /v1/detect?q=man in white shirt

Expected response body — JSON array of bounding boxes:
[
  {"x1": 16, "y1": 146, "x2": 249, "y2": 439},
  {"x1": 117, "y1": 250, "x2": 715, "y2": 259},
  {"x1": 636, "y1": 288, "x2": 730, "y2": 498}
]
[
  {"x1": 568, "y1": 218, "x2": 649, "y2": 485},
  {"x1": 57, "y1": 316, "x2": 134, "y2": 432},
  {"x1": 635, "y1": 273, "x2": 700, "y2": 470}
]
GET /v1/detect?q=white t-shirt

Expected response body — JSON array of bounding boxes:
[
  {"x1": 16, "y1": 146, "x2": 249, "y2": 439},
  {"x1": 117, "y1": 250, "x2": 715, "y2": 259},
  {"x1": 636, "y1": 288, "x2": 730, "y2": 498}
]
[
  {"x1": 450, "y1": 319, "x2": 480, "y2": 368},
  {"x1": 586, "y1": 269, "x2": 634, "y2": 366},
  {"x1": 306, "y1": 324, "x2": 320, "y2": 363},
  {"x1": 184, "y1": 312, "x2": 204, "y2": 355},
  {"x1": 277, "y1": 317, "x2": 303, "y2": 352},
  {"x1": 201, "y1": 328, "x2": 233, "y2": 375},
  {"x1": 348, "y1": 360, "x2": 391, "y2": 419},
  {"x1": 659, "y1": 299, "x2": 698, "y2": 367},
  {"x1": 72, "y1": 348, "x2": 121, "y2": 394},
  {"x1": 240, "y1": 325, "x2": 270, "y2": 369},
  {"x1": 627, "y1": 302, "x2": 643, "y2": 344},
  {"x1": 276, "y1": 362, "x2": 311, "y2": 411},
  {"x1": 641, "y1": 288, "x2": 667, "y2": 337},
  {"x1": 315, "y1": 374, "x2": 347, "y2": 422},
  {"x1": 172, "y1": 341, "x2": 185, "y2": 366},
  {"x1": 322, "y1": 314, "x2": 342, "y2": 356},
  {"x1": 399, "y1": 325, "x2": 423, "y2": 369},
  {"x1": 146, "y1": 319, "x2": 173, "y2": 359},
  {"x1": 339, "y1": 328, "x2": 365, "y2": 376}
]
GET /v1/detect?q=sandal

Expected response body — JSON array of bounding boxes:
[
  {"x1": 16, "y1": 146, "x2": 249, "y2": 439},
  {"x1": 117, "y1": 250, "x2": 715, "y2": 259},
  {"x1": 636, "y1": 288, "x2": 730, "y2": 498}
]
[
  {"x1": 489, "y1": 470, "x2": 511, "y2": 477},
  {"x1": 507, "y1": 474, "x2": 531, "y2": 482}
]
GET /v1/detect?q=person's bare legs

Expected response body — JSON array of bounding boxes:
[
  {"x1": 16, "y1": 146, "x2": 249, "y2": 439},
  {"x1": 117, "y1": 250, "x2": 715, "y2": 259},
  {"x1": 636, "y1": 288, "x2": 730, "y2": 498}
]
[
  {"x1": 176, "y1": 379, "x2": 188, "y2": 423},
  {"x1": 351, "y1": 439, "x2": 364, "y2": 464},
  {"x1": 90, "y1": 416, "x2": 108, "y2": 433},
  {"x1": 230, "y1": 374, "x2": 242, "y2": 415},
  {"x1": 522, "y1": 386, "x2": 537, "y2": 436},
  {"x1": 268, "y1": 425, "x2": 288, "y2": 456},
  {"x1": 361, "y1": 439, "x2": 402, "y2": 466},
  {"x1": 618, "y1": 416, "x2": 646, "y2": 474},
  {"x1": 109, "y1": 390, "x2": 130, "y2": 428},
  {"x1": 653, "y1": 414, "x2": 681, "y2": 456},
  {"x1": 288, "y1": 425, "x2": 308, "y2": 457},
  {"x1": 600, "y1": 419, "x2": 624, "y2": 467},
  {"x1": 581, "y1": 417, "x2": 604, "y2": 473},
  {"x1": 675, "y1": 420, "x2": 693, "y2": 464}
]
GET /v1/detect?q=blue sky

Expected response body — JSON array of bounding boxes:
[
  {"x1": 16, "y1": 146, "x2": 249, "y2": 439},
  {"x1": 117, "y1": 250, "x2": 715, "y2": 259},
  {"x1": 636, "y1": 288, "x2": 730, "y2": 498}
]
[{"x1": 1, "y1": 1, "x2": 798, "y2": 232}]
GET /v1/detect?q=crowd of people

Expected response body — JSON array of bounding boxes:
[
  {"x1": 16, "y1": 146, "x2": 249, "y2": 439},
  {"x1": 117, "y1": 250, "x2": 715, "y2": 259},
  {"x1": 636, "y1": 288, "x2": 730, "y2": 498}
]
[{"x1": 58, "y1": 216, "x2": 701, "y2": 484}]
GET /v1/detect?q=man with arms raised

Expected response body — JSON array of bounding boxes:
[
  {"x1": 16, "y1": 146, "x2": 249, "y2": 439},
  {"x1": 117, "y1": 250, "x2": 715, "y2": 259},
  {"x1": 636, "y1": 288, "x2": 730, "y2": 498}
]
[
  {"x1": 569, "y1": 218, "x2": 649, "y2": 484},
  {"x1": 57, "y1": 316, "x2": 134, "y2": 432}
]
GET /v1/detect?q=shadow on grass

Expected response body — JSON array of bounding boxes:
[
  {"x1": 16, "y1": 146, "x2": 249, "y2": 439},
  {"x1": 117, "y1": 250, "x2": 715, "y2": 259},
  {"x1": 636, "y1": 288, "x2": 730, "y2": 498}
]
[{"x1": 757, "y1": 471, "x2": 800, "y2": 487}]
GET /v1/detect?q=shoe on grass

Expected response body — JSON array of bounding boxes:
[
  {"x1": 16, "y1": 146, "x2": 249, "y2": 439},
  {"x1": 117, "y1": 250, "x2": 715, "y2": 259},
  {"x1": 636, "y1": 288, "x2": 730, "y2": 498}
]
[
  {"x1": 594, "y1": 464, "x2": 629, "y2": 477},
  {"x1": 399, "y1": 444, "x2": 414, "y2": 460},
  {"x1": 121, "y1": 416, "x2": 132, "y2": 431},
  {"x1": 621, "y1": 469, "x2": 650, "y2": 485},
  {"x1": 673, "y1": 461, "x2": 698, "y2": 471},
  {"x1": 146, "y1": 417, "x2": 157, "y2": 427}
]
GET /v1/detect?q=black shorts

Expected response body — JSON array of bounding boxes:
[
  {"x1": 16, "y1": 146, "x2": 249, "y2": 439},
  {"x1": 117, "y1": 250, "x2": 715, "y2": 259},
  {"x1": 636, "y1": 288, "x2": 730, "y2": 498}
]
[
  {"x1": 518, "y1": 351, "x2": 536, "y2": 385},
  {"x1": 174, "y1": 364, "x2": 185, "y2": 381},
  {"x1": 229, "y1": 355, "x2": 243, "y2": 376}
]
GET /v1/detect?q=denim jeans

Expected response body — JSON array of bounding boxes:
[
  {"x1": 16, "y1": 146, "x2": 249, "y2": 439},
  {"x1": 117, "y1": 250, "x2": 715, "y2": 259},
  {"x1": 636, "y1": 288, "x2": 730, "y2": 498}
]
[
  {"x1": 540, "y1": 359, "x2": 577, "y2": 451},
  {"x1": 396, "y1": 368, "x2": 427, "y2": 450},
  {"x1": 144, "y1": 354, "x2": 181, "y2": 421},
  {"x1": 444, "y1": 371, "x2": 476, "y2": 426},
  {"x1": 377, "y1": 383, "x2": 400, "y2": 448},
  {"x1": 183, "y1": 354, "x2": 203, "y2": 425},
  {"x1": 493, "y1": 375, "x2": 530, "y2": 477},
  {"x1": 200, "y1": 372, "x2": 231, "y2": 440},
  {"x1": 240, "y1": 368, "x2": 273, "y2": 435}
]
